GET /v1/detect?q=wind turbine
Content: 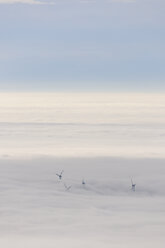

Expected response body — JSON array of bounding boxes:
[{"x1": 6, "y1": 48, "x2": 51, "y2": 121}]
[
  {"x1": 131, "y1": 178, "x2": 136, "y2": 192},
  {"x1": 64, "y1": 183, "x2": 72, "y2": 191},
  {"x1": 56, "y1": 170, "x2": 64, "y2": 180},
  {"x1": 82, "y1": 179, "x2": 86, "y2": 185}
]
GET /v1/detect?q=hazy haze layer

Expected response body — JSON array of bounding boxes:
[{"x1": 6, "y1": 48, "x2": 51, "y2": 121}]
[{"x1": 0, "y1": 92, "x2": 165, "y2": 158}]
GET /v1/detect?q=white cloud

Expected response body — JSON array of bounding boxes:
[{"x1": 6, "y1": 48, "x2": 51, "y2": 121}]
[
  {"x1": 107, "y1": 0, "x2": 136, "y2": 3},
  {"x1": 0, "y1": 0, "x2": 55, "y2": 4},
  {"x1": 0, "y1": 0, "x2": 136, "y2": 4}
]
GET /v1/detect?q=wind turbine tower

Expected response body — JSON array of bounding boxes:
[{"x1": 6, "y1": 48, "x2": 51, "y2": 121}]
[{"x1": 131, "y1": 179, "x2": 136, "y2": 192}]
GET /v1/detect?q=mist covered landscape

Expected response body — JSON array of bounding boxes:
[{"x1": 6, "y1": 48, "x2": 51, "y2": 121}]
[{"x1": 0, "y1": 93, "x2": 165, "y2": 247}]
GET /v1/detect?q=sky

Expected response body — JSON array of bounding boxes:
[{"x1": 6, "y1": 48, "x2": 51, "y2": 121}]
[{"x1": 0, "y1": 0, "x2": 164, "y2": 91}]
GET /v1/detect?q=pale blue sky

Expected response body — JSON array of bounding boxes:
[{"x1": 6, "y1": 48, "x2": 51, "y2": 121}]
[{"x1": 0, "y1": 0, "x2": 164, "y2": 91}]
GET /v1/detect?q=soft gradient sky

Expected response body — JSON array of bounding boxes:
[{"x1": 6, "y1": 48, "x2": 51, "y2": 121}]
[{"x1": 0, "y1": 0, "x2": 164, "y2": 91}]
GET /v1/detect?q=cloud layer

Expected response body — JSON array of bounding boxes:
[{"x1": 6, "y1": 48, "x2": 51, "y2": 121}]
[
  {"x1": 0, "y1": 0, "x2": 53, "y2": 4},
  {"x1": 0, "y1": 156, "x2": 165, "y2": 247},
  {"x1": 0, "y1": 92, "x2": 165, "y2": 158},
  {"x1": 0, "y1": 0, "x2": 136, "y2": 4}
]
